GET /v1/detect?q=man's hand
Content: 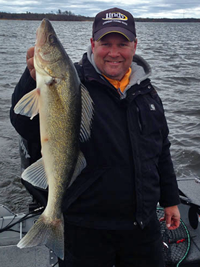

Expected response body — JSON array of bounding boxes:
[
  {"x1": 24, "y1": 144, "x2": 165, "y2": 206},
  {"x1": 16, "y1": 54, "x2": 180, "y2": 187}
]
[
  {"x1": 26, "y1": 46, "x2": 36, "y2": 80},
  {"x1": 160, "y1": 205, "x2": 180, "y2": 230}
]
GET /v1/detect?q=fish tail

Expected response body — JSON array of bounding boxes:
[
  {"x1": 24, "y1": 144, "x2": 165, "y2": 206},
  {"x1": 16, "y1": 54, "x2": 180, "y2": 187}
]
[{"x1": 17, "y1": 213, "x2": 64, "y2": 260}]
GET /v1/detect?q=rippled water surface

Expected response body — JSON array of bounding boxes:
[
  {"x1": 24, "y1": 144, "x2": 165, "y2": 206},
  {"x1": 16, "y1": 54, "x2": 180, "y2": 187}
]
[{"x1": 0, "y1": 20, "x2": 200, "y2": 212}]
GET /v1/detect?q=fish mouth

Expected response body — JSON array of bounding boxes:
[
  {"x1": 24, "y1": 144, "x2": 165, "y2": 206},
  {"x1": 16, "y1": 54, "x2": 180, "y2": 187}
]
[
  {"x1": 36, "y1": 20, "x2": 49, "y2": 48},
  {"x1": 35, "y1": 18, "x2": 57, "y2": 58},
  {"x1": 36, "y1": 18, "x2": 55, "y2": 41},
  {"x1": 34, "y1": 19, "x2": 60, "y2": 74},
  {"x1": 34, "y1": 18, "x2": 67, "y2": 79}
]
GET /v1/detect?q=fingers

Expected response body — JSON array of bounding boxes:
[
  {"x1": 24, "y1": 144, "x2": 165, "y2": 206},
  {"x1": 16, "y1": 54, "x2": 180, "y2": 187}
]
[
  {"x1": 167, "y1": 216, "x2": 180, "y2": 230},
  {"x1": 30, "y1": 68, "x2": 36, "y2": 81},
  {"x1": 165, "y1": 213, "x2": 180, "y2": 230},
  {"x1": 165, "y1": 212, "x2": 173, "y2": 228},
  {"x1": 160, "y1": 215, "x2": 180, "y2": 230},
  {"x1": 159, "y1": 206, "x2": 181, "y2": 230},
  {"x1": 26, "y1": 47, "x2": 36, "y2": 80},
  {"x1": 26, "y1": 46, "x2": 35, "y2": 59},
  {"x1": 159, "y1": 216, "x2": 165, "y2": 222}
]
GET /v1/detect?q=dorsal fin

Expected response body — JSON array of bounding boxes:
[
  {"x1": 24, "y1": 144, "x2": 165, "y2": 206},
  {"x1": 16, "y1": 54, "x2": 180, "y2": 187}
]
[{"x1": 79, "y1": 84, "x2": 94, "y2": 142}]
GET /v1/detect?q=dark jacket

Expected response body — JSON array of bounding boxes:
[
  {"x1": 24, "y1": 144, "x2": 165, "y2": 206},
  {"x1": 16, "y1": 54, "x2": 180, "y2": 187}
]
[{"x1": 10, "y1": 52, "x2": 180, "y2": 230}]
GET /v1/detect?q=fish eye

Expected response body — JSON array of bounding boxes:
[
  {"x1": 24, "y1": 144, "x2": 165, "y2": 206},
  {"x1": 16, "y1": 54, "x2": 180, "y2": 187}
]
[{"x1": 49, "y1": 34, "x2": 57, "y2": 44}]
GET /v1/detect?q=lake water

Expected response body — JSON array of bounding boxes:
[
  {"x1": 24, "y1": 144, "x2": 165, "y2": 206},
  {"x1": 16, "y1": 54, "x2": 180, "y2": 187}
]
[{"x1": 0, "y1": 20, "x2": 200, "y2": 212}]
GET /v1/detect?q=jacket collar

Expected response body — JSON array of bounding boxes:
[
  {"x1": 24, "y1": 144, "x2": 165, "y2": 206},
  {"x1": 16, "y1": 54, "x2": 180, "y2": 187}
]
[{"x1": 79, "y1": 46, "x2": 152, "y2": 98}]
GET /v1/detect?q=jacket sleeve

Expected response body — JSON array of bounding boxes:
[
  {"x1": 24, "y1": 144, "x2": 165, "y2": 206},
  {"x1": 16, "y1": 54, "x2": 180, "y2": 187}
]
[
  {"x1": 157, "y1": 98, "x2": 180, "y2": 207},
  {"x1": 10, "y1": 67, "x2": 40, "y2": 142}
]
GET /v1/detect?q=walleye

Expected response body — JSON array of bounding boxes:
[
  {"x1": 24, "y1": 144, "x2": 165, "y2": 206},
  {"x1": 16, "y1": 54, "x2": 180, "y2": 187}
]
[{"x1": 14, "y1": 18, "x2": 93, "y2": 259}]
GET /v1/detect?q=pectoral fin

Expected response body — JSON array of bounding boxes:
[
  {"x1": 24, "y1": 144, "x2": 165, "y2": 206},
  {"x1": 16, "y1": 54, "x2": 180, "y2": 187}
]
[{"x1": 14, "y1": 88, "x2": 40, "y2": 120}]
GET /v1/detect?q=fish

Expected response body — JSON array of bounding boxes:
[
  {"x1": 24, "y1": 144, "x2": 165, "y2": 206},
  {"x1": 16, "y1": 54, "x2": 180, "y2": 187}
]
[{"x1": 14, "y1": 18, "x2": 93, "y2": 260}]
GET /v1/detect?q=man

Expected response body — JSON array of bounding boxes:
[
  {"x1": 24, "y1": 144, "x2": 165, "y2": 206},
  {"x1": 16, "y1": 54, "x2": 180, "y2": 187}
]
[{"x1": 10, "y1": 7, "x2": 180, "y2": 267}]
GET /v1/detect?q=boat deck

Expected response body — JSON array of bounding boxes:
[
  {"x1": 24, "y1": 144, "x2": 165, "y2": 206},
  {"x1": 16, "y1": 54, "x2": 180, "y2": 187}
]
[
  {"x1": 0, "y1": 203, "x2": 199, "y2": 267},
  {"x1": 0, "y1": 245, "x2": 54, "y2": 267}
]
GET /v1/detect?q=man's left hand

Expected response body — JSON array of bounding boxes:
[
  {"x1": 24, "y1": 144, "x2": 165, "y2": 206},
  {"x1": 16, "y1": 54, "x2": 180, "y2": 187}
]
[{"x1": 160, "y1": 205, "x2": 180, "y2": 230}]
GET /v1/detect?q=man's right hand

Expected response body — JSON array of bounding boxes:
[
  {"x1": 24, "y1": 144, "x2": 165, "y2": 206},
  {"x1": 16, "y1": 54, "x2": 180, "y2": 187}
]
[{"x1": 26, "y1": 47, "x2": 36, "y2": 80}]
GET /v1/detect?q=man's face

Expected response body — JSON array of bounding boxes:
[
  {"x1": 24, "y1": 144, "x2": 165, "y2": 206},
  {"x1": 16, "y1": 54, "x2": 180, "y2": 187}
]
[{"x1": 91, "y1": 33, "x2": 137, "y2": 81}]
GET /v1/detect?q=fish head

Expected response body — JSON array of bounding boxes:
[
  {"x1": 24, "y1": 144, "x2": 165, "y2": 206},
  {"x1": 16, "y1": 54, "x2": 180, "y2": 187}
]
[{"x1": 34, "y1": 18, "x2": 68, "y2": 79}]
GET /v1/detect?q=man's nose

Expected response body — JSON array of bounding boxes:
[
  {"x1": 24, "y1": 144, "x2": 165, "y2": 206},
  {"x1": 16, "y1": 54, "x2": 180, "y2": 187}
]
[{"x1": 108, "y1": 45, "x2": 119, "y2": 57}]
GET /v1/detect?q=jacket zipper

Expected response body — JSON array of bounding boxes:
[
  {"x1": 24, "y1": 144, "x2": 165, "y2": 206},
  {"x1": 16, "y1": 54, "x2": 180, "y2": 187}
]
[{"x1": 136, "y1": 106, "x2": 143, "y2": 133}]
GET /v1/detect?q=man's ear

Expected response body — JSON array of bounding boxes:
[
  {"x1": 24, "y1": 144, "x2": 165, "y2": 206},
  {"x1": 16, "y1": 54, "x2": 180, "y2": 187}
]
[
  {"x1": 90, "y1": 38, "x2": 95, "y2": 53},
  {"x1": 134, "y1": 38, "x2": 138, "y2": 53}
]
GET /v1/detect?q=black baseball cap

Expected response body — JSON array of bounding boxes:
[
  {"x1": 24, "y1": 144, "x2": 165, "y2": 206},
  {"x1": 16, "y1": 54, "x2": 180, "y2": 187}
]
[{"x1": 92, "y1": 7, "x2": 136, "y2": 42}]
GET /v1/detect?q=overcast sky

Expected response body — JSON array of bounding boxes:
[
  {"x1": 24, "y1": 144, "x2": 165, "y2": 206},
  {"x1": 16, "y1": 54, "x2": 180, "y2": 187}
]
[{"x1": 0, "y1": 0, "x2": 200, "y2": 18}]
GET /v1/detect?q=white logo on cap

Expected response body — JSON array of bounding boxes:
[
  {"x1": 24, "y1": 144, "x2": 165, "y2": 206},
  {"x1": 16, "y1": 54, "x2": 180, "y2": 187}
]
[{"x1": 102, "y1": 12, "x2": 128, "y2": 21}]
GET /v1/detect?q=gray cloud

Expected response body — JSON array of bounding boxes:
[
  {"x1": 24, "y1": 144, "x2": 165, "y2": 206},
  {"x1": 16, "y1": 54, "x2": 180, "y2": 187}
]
[{"x1": 0, "y1": 0, "x2": 200, "y2": 18}]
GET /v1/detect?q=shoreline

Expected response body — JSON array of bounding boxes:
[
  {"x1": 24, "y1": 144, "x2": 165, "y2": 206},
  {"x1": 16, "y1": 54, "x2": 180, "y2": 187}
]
[{"x1": 0, "y1": 12, "x2": 200, "y2": 22}]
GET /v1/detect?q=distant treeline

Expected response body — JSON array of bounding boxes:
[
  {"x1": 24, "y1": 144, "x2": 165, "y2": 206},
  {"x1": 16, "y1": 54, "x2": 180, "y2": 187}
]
[
  {"x1": 0, "y1": 11, "x2": 94, "y2": 21},
  {"x1": 0, "y1": 11, "x2": 200, "y2": 22},
  {"x1": 136, "y1": 18, "x2": 200, "y2": 22}
]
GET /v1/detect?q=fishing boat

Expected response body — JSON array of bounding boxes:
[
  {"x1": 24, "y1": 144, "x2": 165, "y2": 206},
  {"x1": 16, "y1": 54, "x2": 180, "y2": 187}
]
[
  {"x1": 0, "y1": 203, "x2": 58, "y2": 267},
  {"x1": 0, "y1": 137, "x2": 200, "y2": 267},
  {"x1": 0, "y1": 136, "x2": 58, "y2": 267}
]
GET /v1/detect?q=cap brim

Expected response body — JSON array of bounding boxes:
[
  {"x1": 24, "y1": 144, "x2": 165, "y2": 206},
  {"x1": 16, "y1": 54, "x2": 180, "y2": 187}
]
[{"x1": 94, "y1": 27, "x2": 136, "y2": 42}]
